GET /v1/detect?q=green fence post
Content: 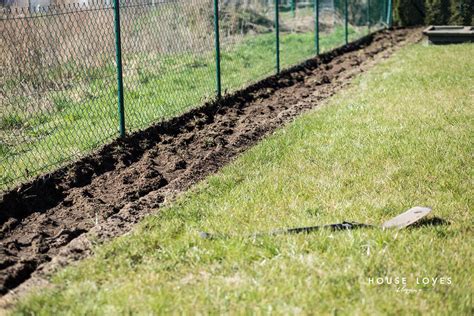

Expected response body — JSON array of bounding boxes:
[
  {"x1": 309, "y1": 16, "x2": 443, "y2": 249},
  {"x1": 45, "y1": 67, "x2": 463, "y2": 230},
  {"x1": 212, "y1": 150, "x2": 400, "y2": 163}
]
[
  {"x1": 314, "y1": 0, "x2": 319, "y2": 54},
  {"x1": 113, "y1": 0, "x2": 125, "y2": 137},
  {"x1": 344, "y1": 0, "x2": 348, "y2": 45},
  {"x1": 367, "y1": 0, "x2": 370, "y2": 33},
  {"x1": 387, "y1": 0, "x2": 393, "y2": 27},
  {"x1": 213, "y1": 0, "x2": 222, "y2": 98},
  {"x1": 275, "y1": 0, "x2": 280, "y2": 74},
  {"x1": 291, "y1": 0, "x2": 296, "y2": 18}
]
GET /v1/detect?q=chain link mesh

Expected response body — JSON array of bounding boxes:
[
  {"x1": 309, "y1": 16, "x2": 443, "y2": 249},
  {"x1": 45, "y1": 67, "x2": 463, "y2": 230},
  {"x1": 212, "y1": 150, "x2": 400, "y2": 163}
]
[
  {"x1": 1, "y1": 3, "x2": 118, "y2": 189},
  {"x1": 120, "y1": 0, "x2": 216, "y2": 130},
  {"x1": 219, "y1": 0, "x2": 276, "y2": 93},
  {"x1": 0, "y1": 0, "x2": 390, "y2": 190}
]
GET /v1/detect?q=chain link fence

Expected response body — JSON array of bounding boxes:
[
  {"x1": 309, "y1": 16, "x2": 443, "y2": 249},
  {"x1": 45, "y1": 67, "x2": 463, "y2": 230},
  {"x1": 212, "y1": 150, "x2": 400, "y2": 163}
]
[{"x1": 0, "y1": 0, "x2": 391, "y2": 190}]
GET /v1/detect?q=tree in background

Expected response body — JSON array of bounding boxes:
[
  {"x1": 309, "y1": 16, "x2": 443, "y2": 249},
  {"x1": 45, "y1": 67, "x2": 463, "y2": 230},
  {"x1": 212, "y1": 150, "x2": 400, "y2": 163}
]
[
  {"x1": 425, "y1": 0, "x2": 451, "y2": 24},
  {"x1": 449, "y1": 0, "x2": 474, "y2": 25},
  {"x1": 394, "y1": 0, "x2": 473, "y2": 26},
  {"x1": 393, "y1": 0, "x2": 425, "y2": 25}
]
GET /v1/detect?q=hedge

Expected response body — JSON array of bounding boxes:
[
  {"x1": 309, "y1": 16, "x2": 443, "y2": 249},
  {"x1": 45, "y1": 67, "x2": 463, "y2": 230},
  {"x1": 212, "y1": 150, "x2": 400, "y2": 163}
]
[{"x1": 393, "y1": 0, "x2": 473, "y2": 26}]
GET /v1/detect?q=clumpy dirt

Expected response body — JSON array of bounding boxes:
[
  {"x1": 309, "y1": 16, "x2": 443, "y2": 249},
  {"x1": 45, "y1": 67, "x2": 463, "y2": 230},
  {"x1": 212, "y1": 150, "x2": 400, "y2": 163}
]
[{"x1": 0, "y1": 28, "x2": 421, "y2": 305}]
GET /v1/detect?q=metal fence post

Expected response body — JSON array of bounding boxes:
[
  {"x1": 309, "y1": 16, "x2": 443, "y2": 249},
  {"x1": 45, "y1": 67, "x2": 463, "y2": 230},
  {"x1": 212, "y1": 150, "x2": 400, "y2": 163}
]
[
  {"x1": 314, "y1": 0, "x2": 319, "y2": 54},
  {"x1": 291, "y1": 0, "x2": 296, "y2": 18},
  {"x1": 113, "y1": 0, "x2": 125, "y2": 137},
  {"x1": 275, "y1": 0, "x2": 280, "y2": 74},
  {"x1": 213, "y1": 0, "x2": 222, "y2": 98},
  {"x1": 367, "y1": 0, "x2": 370, "y2": 33},
  {"x1": 387, "y1": 0, "x2": 393, "y2": 27},
  {"x1": 344, "y1": 0, "x2": 348, "y2": 45}
]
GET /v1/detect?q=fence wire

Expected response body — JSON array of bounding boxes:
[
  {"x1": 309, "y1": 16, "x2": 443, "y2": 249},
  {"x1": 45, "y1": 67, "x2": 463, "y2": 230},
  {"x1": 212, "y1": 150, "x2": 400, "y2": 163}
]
[
  {"x1": 219, "y1": 0, "x2": 276, "y2": 93},
  {"x1": 0, "y1": 0, "x2": 390, "y2": 190}
]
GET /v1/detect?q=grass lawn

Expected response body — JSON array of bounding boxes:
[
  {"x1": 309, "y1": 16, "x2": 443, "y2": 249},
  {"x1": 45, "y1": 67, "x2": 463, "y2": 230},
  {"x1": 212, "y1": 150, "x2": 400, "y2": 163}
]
[
  {"x1": 0, "y1": 26, "x2": 362, "y2": 190},
  {"x1": 12, "y1": 42, "x2": 473, "y2": 314}
]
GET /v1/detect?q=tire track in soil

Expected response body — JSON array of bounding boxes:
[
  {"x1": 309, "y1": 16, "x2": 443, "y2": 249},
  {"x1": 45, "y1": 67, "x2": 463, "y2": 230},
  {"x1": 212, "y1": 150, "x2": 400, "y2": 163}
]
[{"x1": 0, "y1": 28, "x2": 421, "y2": 303}]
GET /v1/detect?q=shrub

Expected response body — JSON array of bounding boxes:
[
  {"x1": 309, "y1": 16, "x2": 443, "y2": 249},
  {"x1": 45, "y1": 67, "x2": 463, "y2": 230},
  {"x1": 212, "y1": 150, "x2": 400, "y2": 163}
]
[
  {"x1": 393, "y1": 0, "x2": 425, "y2": 26},
  {"x1": 394, "y1": 0, "x2": 474, "y2": 26},
  {"x1": 425, "y1": 0, "x2": 451, "y2": 24},
  {"x1": 449, "y1": 0, "x2": 474, "y2": 25}
]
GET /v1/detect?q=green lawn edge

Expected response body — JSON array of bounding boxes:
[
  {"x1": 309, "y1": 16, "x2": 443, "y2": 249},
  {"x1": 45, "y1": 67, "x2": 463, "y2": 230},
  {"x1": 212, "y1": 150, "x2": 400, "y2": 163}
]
[{"x1": 13, "y1": 43, "x2": 474, "y2": 315}]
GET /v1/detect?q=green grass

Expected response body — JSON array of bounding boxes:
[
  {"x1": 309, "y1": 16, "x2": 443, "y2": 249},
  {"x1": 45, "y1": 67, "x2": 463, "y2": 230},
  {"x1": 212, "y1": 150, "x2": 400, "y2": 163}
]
[
  {"x1": 0, "y1": 27, "x2": 359, "y2": 190},
  {"x1": 13, "y1": 43, "x2": 474, "y2": 314}
]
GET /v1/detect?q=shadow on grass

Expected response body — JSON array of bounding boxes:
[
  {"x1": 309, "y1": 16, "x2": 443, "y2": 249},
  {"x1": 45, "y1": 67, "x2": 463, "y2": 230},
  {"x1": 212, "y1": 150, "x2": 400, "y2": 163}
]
[{"x1": 410, "y1": 217, "x2": 450, "y2": 228}]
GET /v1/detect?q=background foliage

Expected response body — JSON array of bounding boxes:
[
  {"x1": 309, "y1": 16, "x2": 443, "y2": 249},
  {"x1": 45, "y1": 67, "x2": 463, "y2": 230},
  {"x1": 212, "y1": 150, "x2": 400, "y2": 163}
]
[{"x1": 393, "y1": 0, "x2": 473, "y2": 25}]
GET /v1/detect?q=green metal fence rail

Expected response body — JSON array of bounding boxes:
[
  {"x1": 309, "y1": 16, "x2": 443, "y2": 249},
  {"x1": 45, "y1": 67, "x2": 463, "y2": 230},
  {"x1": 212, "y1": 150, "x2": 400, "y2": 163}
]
[{"x1": 0, "y1": 0, "x2": 390, "y2": 190}]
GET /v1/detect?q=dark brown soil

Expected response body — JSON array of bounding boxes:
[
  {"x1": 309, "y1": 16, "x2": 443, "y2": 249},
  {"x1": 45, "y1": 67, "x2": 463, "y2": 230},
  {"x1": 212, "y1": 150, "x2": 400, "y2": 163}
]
[{"x1": 0, "y1": 28, "x2": 421, "y2": 302}]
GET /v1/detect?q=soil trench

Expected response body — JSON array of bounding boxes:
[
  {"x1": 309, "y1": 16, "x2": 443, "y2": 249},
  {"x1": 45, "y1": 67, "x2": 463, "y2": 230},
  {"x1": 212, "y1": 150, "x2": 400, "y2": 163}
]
[{"x1": 0, "y1": 28, "x2": 421, "y2": 302}]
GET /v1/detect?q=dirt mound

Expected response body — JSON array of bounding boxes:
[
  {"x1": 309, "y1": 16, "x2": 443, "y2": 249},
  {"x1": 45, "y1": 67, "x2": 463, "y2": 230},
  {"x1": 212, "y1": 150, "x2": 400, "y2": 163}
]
[
  {"x1": 0, "y1": 28, "x2": 421, "y2": 304},
  {"x1": 220, "y1": 8, "x2": 277, "y2": 35}
]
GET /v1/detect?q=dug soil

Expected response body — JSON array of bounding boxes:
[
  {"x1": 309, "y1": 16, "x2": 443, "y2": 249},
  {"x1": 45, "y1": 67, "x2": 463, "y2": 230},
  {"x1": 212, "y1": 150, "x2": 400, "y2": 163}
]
[{"x1": 0, "y1": 28, "x2": 421, "y2": 304}]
